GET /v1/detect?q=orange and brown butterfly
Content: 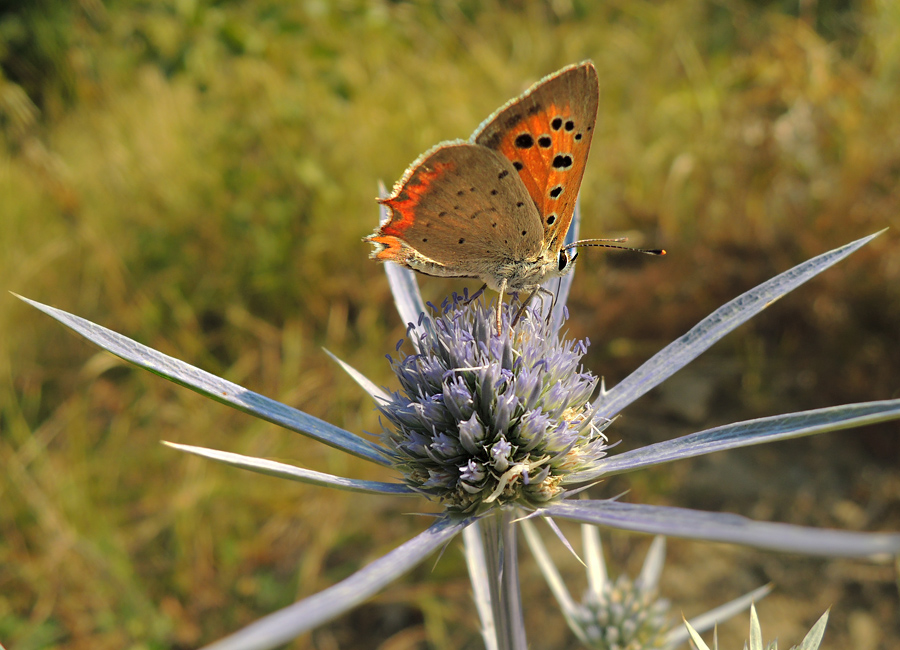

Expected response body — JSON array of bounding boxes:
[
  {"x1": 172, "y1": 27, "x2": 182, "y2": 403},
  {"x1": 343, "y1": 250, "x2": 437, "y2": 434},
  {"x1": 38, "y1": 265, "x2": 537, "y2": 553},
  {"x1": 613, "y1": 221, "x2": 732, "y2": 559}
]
[{"x1": 366, "y1": 61, "x2": 662, "y2": 330}]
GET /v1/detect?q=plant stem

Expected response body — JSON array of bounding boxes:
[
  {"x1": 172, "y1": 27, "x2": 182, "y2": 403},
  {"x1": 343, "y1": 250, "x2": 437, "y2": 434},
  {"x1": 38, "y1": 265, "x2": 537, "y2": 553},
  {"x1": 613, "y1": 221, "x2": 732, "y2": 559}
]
[{"x1": 479, "y1": 509, "x2": 527, "y2": 650}]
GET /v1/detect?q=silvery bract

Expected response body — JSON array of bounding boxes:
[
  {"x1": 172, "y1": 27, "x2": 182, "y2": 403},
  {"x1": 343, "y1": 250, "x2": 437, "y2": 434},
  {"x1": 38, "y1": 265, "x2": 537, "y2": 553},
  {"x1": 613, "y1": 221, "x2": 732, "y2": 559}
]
[
  {"x1": 685, "y1": 604, "x2": 829, "y2": 650},
  {"x1": 522, "y1": 523, "x2": 772, "y2": 650},
  {"x1": 17, "y1": 206, "x2": 900, "y2": 649}
]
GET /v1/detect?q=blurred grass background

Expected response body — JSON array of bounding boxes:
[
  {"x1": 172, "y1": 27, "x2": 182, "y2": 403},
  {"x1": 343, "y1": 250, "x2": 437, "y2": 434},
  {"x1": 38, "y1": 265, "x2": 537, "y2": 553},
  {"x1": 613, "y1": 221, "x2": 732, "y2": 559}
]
[{"x1": 1, "y1": 0, "x2": 899, "y2": 648}]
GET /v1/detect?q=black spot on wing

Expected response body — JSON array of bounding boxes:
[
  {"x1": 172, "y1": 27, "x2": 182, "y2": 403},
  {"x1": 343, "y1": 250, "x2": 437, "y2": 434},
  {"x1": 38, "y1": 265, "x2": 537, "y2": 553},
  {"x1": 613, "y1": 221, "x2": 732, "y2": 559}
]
[
  {"x1": 552, "y1": 154, "x2": 573, "y2": 170},
  {"x1": 515, "y1": 133, "x2": 534, "y2": 149}
]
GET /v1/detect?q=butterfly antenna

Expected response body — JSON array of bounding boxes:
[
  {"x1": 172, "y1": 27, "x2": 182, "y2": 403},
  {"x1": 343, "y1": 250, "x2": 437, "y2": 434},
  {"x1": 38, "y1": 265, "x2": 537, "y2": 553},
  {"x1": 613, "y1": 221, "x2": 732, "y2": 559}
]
[{"x1": 563, "y1": 238, "x2": 666, "y2": 256}]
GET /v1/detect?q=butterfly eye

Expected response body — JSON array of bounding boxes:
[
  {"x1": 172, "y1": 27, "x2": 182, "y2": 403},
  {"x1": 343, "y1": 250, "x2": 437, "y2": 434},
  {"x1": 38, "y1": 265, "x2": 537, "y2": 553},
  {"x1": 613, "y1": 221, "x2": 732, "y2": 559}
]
[{"x1": 557, "y1": 250, "x2": 572, "y2": 272}]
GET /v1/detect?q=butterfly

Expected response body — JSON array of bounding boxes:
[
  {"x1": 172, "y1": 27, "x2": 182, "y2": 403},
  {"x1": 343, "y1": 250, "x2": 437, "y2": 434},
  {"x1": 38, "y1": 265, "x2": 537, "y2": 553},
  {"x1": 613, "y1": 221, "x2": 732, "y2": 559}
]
[{"x1": 366, "y1": 61, "x2": 661, "y2": 332}]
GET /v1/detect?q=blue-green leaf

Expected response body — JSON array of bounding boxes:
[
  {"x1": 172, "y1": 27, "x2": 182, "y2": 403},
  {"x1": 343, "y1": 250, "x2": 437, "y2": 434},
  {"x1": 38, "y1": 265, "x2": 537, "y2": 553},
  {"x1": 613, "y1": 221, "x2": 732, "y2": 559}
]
[
  {"x1": 545, "y1": 499, "x2": 900, "y2": 557},
  {"x1": 668, "y1": 584, "x2": 772, "y2": 648},
  {"x1": 594, "y1": 231, "x2": 884, "y2": 419},
  {"x1": 202, "y1": 516, "x2": 469, "y2": 650},
  {"x1": 568, "y1": 399, "x2": 900, "y2": 483},
  {"x1": 16, "y1": 295, "x2": 391, "y2": 466},
  {"x1": 164, "y1": 442, "x2": 414, "y2": 495},
  {"x1": 323, "y1": 348, "x2": 392, "y2": 404}
]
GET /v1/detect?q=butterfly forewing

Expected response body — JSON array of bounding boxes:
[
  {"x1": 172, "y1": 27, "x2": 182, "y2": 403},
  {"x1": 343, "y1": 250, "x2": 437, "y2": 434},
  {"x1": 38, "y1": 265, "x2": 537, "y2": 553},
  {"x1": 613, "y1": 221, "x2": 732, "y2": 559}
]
[
  {"x1": 375, "y1": 142, "x2": 545, "y2": 275},
  {"x1": 472, "y1": 62, "x2": 599, "y2": 254}
]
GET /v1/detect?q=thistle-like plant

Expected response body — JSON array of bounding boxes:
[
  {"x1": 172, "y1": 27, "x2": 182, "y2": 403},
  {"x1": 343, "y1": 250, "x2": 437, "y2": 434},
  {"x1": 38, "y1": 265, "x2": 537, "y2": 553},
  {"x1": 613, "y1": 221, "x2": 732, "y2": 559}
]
[
  {"x1": 521, "y1": 523, "x2": 772, "y2": 649},
  {"x1": 684, "y1": 603, "x2": 829, "y2": 650},
  {"x1": 15, "y1": 203, "x2": 900, "y2": 649}
]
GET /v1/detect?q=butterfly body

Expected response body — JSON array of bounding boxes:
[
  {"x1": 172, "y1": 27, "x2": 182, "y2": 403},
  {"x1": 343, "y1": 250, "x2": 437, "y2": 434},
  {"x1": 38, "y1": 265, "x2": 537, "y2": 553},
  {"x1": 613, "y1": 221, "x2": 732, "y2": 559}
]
[{"x1": 367, "y1": 62, "x2": 600, "y2": 307}]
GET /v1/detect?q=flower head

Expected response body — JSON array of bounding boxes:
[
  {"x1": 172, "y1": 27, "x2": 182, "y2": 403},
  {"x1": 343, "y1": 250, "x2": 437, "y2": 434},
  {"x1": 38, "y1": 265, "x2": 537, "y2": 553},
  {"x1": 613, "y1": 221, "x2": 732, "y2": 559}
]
[
  {"x1": 379, "y1": 293, "x2": 609, "y2": 515},
  {"x1": 522, "y1": 520, "x2": 773, "y2": 650},
  {"x1": 17, "y1": 226, "x2": 900, "y2": 650},
  {"x1": 574, "y1": 573, "x2": 670, "y2": 649}
]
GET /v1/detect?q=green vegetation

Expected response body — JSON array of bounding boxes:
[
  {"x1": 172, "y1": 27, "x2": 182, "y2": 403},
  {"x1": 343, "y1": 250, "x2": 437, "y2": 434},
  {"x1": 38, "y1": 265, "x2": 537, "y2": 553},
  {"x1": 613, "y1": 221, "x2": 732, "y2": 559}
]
[{"x1": 2, "y1": 1, "x2": 898, "y2": 648}]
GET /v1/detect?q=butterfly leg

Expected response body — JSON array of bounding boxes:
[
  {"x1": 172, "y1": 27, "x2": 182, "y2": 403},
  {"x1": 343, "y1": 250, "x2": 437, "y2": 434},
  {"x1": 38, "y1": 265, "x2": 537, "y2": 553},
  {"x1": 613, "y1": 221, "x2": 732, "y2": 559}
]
[
  {"x1": 511, "y1": 286, "x2": 558, "y2": 329},
  {"x1": 542, "y1": 285, "x2": 559, "y2": 325},
  {"x1": 495, "y1": 278, "x2": 507, "y2": 336},
  {"x1": 464, "y1": 283, "x2": 487, "y2": 305},
  {"x1": 511, "y1": 290, "x2": 539, "y2": 329}
]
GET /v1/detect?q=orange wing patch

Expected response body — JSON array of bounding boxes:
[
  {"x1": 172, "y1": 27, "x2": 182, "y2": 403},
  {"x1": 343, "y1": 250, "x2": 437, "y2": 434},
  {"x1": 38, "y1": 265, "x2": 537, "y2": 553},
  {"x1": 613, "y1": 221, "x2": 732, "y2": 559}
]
[
  {"x1": 367, "y1": 234, "x2": 408, "y2": 262},
  {"x1": 492, "y1": 104, "x2": 589, "y2": 248},
  {"x1": 472, "y1": 62, "x2": 599, "y2": 253},
  {"x1": 376, "y1": 162, "x2": 452, "y2": 239}
]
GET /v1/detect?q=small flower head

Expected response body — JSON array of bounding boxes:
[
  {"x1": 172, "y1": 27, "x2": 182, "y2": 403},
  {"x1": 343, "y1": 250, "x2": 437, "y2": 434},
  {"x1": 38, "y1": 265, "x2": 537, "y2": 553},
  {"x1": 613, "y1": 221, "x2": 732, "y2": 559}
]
[
  {"x1": 575, "y1": 574, "x2": 671, "y2": 650},
  {"x1": 378, "y1": 294, "x2": 610, "y2": 515},
  {"x1": 523, "y1": 523, "x2": 773, "y2": 650}
]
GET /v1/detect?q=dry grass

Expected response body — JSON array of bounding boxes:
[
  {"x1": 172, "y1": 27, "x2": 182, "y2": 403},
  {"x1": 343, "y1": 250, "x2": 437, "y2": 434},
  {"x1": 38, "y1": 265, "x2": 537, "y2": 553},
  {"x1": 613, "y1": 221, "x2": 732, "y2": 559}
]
[{"x1": 1, "y1": 1, "x2": 898, "y2": 648}]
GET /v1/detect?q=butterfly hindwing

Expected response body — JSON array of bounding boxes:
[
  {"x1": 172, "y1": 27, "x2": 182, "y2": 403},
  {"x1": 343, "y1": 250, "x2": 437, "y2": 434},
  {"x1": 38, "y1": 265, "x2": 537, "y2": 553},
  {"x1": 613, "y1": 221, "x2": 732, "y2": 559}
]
[{"x1": 368, "y1": 142, "x2": 545, "y2": 279}]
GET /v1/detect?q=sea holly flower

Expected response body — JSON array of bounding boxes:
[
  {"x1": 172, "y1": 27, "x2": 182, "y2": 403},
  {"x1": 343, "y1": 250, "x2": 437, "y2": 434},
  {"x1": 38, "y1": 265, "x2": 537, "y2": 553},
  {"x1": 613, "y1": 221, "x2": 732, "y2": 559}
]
[
  {"x1": 379, "y1": 293, "x2": 608, "y2": 515},
  {"x1": 684, "y1": 603, "x2": 830, "y2": 650},
  {"x1": 15, "y1": 201, "x2": 900, "y2": 649},
  {"x1": 521, "y1": 522, "x2": 772, "y2": 650}
]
